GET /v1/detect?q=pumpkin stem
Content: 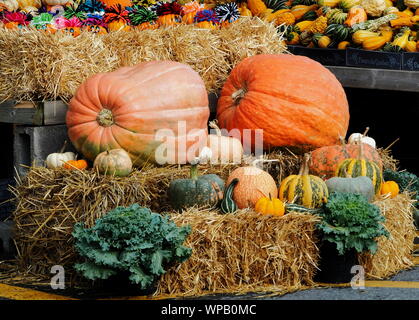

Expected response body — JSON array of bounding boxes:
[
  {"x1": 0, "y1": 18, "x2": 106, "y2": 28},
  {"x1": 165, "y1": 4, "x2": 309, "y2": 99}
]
[
  {"x1": 362, "y1": 127, "x2": 370, "y2": 136},
  {"x1": 190, "y1": 163, "x2": 199, "y2": 180},
  {"x1": 97, "y1": 108, "x2": 114, "y2": 127},
  {"x1": 209, "y1": 120, "x2": 222, "y2": 137},
  {"x1": 299, "y1": 153, "x2": 311, "y2": 176},
  {"x1": 59, "y1": 140, "x2": 67, "y2": 154},
  {"x1": 357, "y1": 136, "x2": 364, "y2": 160},
  {"x1": 268, "y1": 193, "x2": 272, "y2": 201},
  {"x1": 231, "y1": 87, "x2": 247, "y2": 106}
]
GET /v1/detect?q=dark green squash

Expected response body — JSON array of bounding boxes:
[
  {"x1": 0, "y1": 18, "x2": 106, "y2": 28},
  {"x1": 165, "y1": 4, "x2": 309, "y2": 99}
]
[
  {"x1": 325, "y1": 176, "x2": 375, "y2": 202},
  {"x1": 168, "y1": 163, "x2": 225, "y2": 211},
  {"x1": 220, "y1": 178, "x2": 239, "y2": 214}
]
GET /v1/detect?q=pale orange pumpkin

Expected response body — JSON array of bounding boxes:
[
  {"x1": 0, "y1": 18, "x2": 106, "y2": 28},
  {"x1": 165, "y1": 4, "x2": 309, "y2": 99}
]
[
  {"x1": 380, "y1": 181, "x2": 399, "y2": 198},
  {"x1": 66, "y1": 61, "x2": 210, "y2": 166},
  {"x1": 93, "y1": 149, "x2": 132, "y2": 177},
  {"x1": 216, "y1": 54, "x2": 349, "y2": 152},
  {"x1": 207, "y1": 120, "x2": 243, "y2": 164},
  {"x1": 226, "y1": 160, "x2": 278, "y2": 209}
]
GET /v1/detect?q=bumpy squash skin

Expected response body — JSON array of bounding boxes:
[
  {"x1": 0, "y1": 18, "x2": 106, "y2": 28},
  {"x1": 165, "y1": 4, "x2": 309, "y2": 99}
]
[
  {"x1": 216, "y1": 54, "x2": 349, "y2": 151},
  {"x1": 309, "y1": 143, "x2": 382, "y2": 179},
  {"x1": 168, "y1": 172, "x2": 225, "y2": 211},
  {"x1": 325, "y1": 176, "x2": 375, "y2": 202}
]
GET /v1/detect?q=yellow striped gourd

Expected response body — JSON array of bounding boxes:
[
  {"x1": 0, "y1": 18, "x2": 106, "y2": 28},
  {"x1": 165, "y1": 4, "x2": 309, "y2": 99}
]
[
  {"x1": 279, "y1": 154, "x2": 329, "y2": 208},
  {"x1": 335, "y1": 142, "x2": 383, "y2": 194}
]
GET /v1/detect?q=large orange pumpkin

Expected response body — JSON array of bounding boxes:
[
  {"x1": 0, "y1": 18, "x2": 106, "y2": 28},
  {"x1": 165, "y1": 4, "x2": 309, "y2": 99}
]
[
  {"x1": 66, "y1": 61, "x2": 210, "y2": 166},
  {"x1": 216, "y1": 54, "x2": 350, "y2": 151},
  {"x1": 309, "y1": 142, "x2": 382, "y2": 179}
]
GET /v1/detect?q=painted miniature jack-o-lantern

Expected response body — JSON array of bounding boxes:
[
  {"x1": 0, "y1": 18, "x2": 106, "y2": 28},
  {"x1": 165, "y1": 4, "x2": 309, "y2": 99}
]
[
  {"x1": 63, "y1": 26, "x2": 81, "y2": 37},
  {"x1": 137, "y1": 20, "x2": 158, "y2": 30},
  {"x1": 86, "y1": 24, "x2": 107, "y2": 34}
]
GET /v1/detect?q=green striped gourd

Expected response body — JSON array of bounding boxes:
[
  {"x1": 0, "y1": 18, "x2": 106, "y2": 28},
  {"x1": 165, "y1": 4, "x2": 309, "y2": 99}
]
[
  {"x1": 220, "y1": 178, "x2": 239, "y2": 214},
  {"x1": 335, "y1": 139, "x2": 383, "y2": 194},
  {"x1": 284, "y1": 203, "x2": 324, "y2": 214},
  {"x1": 279, "y1": 153, "x2": 329, "y2": 209}
]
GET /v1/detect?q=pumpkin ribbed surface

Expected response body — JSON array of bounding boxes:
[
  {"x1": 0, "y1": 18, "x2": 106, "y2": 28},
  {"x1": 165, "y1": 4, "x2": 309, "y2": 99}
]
[
  {"x1": 66, "y1": 61, "x2": 210, "y2": 166},
  {"x1": 216, "y1": 54, "x2": 349, "y2": 151},
  {"x1": 335, "y1": 158, "x2": 383, "y2": 194},
  {"x1": 309, "y1": 143, "x2": 382, "y2": 179}
]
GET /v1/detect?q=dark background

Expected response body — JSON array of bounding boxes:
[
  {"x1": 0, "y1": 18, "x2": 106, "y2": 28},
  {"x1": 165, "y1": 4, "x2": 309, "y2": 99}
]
[{"x1": 345, "y1": 88, "x2": 418, "y2": 175}]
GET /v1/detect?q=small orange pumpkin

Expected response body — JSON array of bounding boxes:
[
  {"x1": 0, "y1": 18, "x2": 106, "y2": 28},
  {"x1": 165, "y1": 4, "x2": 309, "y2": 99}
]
[
  {"x1": 107, "y1": 20, "x2": 131, "y2": 31},
  {"x1": 344, "y1": 6, "x2": 367, "y2": 27},
  {"x1": 380, "y1": 181, "x2": 399, "y2": 198},
  {"x1": 63, "y1": 26, "x2": 81, "y2": 37},
  {"x1": 64, "y1": 159, "x2": 88, "y2": 170},
  {"x1": 255, "y1": 193, "x2": 285, "y2": 216},
  {"x1": 182, "y1": 12, "x2": 195, "y2": 24},
  {"x1": 195, "y1": 20, "x2": 218, "y2": 29}
]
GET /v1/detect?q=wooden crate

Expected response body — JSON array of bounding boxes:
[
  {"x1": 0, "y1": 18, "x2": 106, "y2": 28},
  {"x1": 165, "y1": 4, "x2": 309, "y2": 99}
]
[{"x1": 0, "y1": 100, "x2": 67, "y2": 125}]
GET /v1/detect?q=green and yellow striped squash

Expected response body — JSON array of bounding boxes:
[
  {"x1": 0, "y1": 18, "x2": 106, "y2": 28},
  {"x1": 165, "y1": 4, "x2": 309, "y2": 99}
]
[
  {"x1": 334, "y1": 141, "x2": 383, "y2": 194},
  {"x1": 335, "y1": 158, "x2": 383, "y2": 194},
  {"x1": 279, "y1": 154, "x2": 329, "y2": 208}
]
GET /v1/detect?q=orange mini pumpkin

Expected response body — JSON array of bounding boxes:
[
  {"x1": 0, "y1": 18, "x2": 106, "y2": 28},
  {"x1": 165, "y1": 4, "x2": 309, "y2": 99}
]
[
  {"x1": 380, "y1": 181, "x2": 399, "y2": 198},
  {"x1": 137, "y1": 21, "x2": 158, "y2": 30},
  {"x1": 255, "y1": 194, "x2": 285, "y2": 216},
  {"x1": 64, "y1": 159, "x2": 88, "y2": 170},
  {"x1": 86, "y1": 25, "x2": 108, "y2": 34},
  {"x1": 157, "y1": 14, "x2": 182, "y2": 26}
]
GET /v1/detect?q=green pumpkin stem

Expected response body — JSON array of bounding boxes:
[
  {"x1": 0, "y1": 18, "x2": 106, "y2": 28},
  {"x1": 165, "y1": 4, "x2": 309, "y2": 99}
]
[
  {"x1": 299, "y1": 153, "x2": 311, "y2": 176},
  {"x1": 190, "y1": 163, "x2": 199, "y2": 180}
]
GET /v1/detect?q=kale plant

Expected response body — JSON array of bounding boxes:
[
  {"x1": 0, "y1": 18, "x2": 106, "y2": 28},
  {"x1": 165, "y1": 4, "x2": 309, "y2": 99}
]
[
  {"x1": 72, "y1": 204, "x2": 192, "y2": 288},
  {"x1": 316, "y1": 192, "x2": 389, "y2": 256}
]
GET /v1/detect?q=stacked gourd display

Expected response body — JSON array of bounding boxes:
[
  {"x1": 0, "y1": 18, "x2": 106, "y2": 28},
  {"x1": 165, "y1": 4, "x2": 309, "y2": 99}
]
[
  {"x1": 268, "y1": 0, "x2": 419, "y2": 52},
  {"x1": 59, "y1": 54, "x2": 399, "y2": 219}
]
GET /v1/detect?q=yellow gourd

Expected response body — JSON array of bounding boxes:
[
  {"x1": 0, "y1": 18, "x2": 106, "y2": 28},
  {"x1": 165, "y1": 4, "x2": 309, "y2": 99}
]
[
  {"x1": 239, "y1": 3, "x2": 253, "y2": 16},
  {"x1": 318, "y1": 0, "x2": 341, "y2": 7},
  {"x1": 391, "y1": 28, "x2": 411, "y2": 50},
  {"x1": 362, "y1": 36, "x2": 387, "y2": 50},
  {"x1": 352, "y1": 30, "x2": 380, "y2": 44},
  {"x1": 291, "y1": 4, "x2": 318, "y2": 20},
  {"x1": 338, "y1": 41, "x2": 351, "y2": 49},
  {"x1": 380, "y1": 28, "x2": 394, "y2": 41},
  {"x1": 318, "y1": 35, "x2": 332, "y2": 48},
  {"x1": 402, "y1": 8, "x2": 414, "y2": 17},
  {"x1": 286, "y1": 32, "x2": 300, "y2": 45},
  {"x1": 247, "y1": 0, "x2": 267, "y2": 16},
  {"x1": 406, "y1": 40, "x2": 417, "y2": 52},
  {"x1": 295, "y1": 20, "x2": 314, "y2": 32},
  {"x1": 411, "y1": 15, "x2": 419, "y2": 22},
  {"x1": 262, "y1": 8, "x2": 290, "y2": 22},
  {"x1": 390, "y1": 17, "x2": 414, "y2": 27}
]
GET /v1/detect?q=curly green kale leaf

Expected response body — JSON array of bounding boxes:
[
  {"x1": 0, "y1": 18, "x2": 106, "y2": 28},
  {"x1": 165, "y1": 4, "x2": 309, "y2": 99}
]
[
  {"x1": 316, "y1": 192, "x2": 389, "y2": 255},
  {"x1": 73, "y1": 204, "x2": 192, "y2": 288}
]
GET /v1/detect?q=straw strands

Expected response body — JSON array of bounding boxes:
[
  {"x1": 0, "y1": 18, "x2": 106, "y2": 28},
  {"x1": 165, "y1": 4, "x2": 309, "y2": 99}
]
[
  {"x1": 156, "y1": 209, "x2": 321, "y2": 296},
  {"x1": 0, "y1": 18, "x2": 286, "y2": 102},
  {"x1": 358, "y1": 193, "x2": 417, "y2": 280}
]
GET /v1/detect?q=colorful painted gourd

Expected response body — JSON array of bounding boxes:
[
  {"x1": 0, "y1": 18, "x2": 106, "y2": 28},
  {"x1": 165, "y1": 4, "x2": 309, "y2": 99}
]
[
  {"x1": 93, "y1": 148, "x2": 133, "y2": 177},
  {"x1": 225, "y1": 160, "x2": 278, "y2": 209},
  {"x1": 335, "y1": 140, "x2": 383, "y2": 195},
  {"x1": 220, "y1": 178, "x2": 239, "y2": 214},
  {"x1": 168, "y1": 160, "x2": 225, "y2": 211},
  {"x1": 216, "y1": 54, "x2": 349, "y2": 151},
  {"x1": 66, "y1": 61, "x2": 210, "y2": 166},
  {"x1": 279, "y1": 153, "x2": 329, "y2": 208}
]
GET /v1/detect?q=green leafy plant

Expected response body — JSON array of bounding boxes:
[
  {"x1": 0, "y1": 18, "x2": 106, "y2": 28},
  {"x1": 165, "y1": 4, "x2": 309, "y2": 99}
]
[
  {"x1": 72, "y1": 204, "x2": 192, "y2": 288},
  {"x1": 316, "y1": 192, "x2": 389, "y2": 255}
]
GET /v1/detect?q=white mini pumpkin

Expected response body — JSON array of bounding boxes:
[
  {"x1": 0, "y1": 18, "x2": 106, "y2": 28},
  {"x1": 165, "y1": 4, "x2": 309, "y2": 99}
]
[
  {"x1": 46, "y1": 151, "x2": 77, "y2": 168},
  {"x1": 207, "y1": 120, "x2": 243, "y2": 164},
  {"x1": 348, "y1": 128, "x2": 376, "y2": 149}
]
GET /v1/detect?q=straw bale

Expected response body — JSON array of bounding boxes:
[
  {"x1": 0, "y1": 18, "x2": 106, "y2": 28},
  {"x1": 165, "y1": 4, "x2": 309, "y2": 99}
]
[
  {"x1": 0, "y1": 19, "x2": 286, "y2": 102},
  {"x1": 358, "y1": 193, "x2": 416, "y2": 279},
  {"x1": 157, "y1": 209, "x2": 321, "y2": 296}
]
